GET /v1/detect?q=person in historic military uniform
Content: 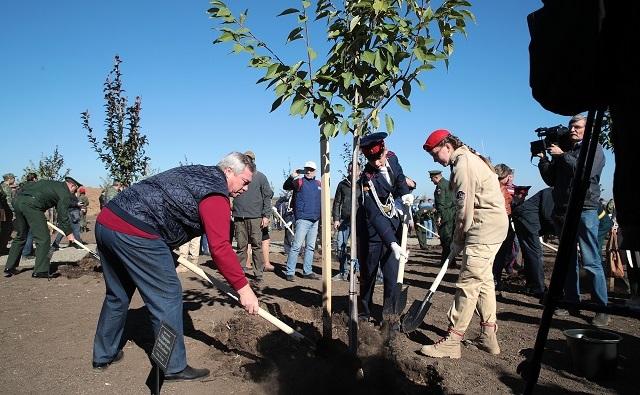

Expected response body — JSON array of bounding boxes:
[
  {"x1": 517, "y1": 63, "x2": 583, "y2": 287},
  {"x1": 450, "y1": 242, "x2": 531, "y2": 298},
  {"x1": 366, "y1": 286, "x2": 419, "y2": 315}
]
[
  {"x1": 356, "y1": 132, "x2": 413, "y2": 324},
  {"x1": 429, "y1": 169, "x2": 456, "y2": 265},
  {"x1": 3, "y1": 176, "x2": 81, "y2": 278}
]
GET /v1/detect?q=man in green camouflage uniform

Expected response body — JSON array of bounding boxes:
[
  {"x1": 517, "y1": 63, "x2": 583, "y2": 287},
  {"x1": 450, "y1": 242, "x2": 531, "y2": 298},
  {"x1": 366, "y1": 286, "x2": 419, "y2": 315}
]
[
  {"x1": 429, "y1": 170, "x2": 456, "y2": 264},
  {"x1": 78, "y1": 187, "x2": 90, "y2": 232},
  {"x1": 100, "y1": 181, "x2": 123, "y2": 209},
  {"x1": 3, "y1": 176, "x2": 81, "y2": 278},
  {"x1": 0, "y1": 173, "x2": 17, "y2": 254}
]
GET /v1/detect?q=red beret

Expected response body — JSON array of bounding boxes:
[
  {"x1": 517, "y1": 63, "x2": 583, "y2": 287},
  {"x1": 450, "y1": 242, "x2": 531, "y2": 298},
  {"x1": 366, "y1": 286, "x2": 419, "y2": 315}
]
[{"x1": 423, "y1": 129, "x2": 451, "y2": 151}]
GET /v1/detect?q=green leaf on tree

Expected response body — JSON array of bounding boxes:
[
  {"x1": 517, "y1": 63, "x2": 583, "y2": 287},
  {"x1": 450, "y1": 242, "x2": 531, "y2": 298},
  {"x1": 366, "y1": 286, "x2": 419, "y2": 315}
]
[
  {"x1": 385, "y1": 114, "x2": 394, "y2": 133},
  {"x1": 277, "y1": 8, "x2": 299, "y2": 17},
  {"x1": 396, "y1": 95, "x2": 411, "y2": 111}
]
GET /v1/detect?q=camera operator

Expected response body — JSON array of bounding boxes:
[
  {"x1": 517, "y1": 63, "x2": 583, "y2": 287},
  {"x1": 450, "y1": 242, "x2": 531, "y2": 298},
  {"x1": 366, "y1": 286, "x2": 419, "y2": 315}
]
[{"x1": 536, "y1": 114, "x2": 608, "y2": 327}]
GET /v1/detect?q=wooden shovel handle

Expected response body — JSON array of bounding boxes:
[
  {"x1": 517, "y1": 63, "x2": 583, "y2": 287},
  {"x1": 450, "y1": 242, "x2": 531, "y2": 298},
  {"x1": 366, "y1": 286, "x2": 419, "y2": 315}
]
[{"x1": 176, "y1": 256, "x2": 307, "y2": 342}]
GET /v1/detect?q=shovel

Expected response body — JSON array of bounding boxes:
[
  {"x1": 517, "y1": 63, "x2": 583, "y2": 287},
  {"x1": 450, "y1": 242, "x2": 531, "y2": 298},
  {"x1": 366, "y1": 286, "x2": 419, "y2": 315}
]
[
  {"x1": 393, "y1": 206, "x2": 412, "y2": 314},
  {"x1": 401, "y1": 256, "x2": 451, "y2": 333},
  {"x1": 47, "y1": 221, "x2": 101, "y2": 260},
  {"x1": 271, "y1": 206, "x2": 295, "y2": 237},
  {"x1": 416, "y1": 222, "x2": 440, "y2": 238},
  {"x1": 176, "y1": 256, "x2": 312, "y2": 345}
]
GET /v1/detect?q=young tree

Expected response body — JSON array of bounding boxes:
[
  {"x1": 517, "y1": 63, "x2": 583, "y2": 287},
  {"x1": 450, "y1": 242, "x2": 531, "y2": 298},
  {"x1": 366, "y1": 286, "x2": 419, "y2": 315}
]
[
  {"x1": 209, "y1": 0, "x2": 474, "y2": 344},
  {"x1": 22, "y1": 146, "x2": 70, "y2": 181},
  {"x1": 82, "y1": 55, "x2": 150, "y2": 187}
]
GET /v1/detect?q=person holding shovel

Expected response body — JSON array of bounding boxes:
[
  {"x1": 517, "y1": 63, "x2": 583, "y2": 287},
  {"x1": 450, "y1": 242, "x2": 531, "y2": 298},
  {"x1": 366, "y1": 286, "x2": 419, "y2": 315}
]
[
  {"x1": 92, "y1": 152, "x2": 259, "y2": 381},
  {"x1": 356, "y1": 132, "x2": 412, "y2": 325},
  {"x1": 3, "y1": 176, "x2": 81, "y2": 278},
  {"x1": 420, "y1": 129, "x2": 507, "y2": 359}
]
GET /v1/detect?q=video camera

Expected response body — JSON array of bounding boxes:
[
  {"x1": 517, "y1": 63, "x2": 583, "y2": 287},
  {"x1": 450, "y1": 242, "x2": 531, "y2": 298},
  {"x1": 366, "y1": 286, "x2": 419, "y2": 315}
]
[{"x1": 529, "y1": 125, "x2": 569, "y2": 157}]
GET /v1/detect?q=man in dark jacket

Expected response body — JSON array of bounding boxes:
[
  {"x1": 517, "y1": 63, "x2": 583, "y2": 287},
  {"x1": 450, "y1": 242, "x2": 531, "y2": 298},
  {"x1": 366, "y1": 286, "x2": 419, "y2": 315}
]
[
  {"x1": 537, "y1": 114, "x2": 609, "y2": 326},
  {"x1": 91, "y1": 152, "x2": 259, "y2": 381},
  {"x1": 332, "y1": 162, "x2": 360, "y2": 281},
  {"x1": 512, "y1": 187, "x2": 555, "y2": 298},
  {"x1": 51, "y1": 192, "x2": 85, "y2": 250},
  {"x1": 283, "y1": 160, "x2": 321, "y2": 281},
  {"x1": 232, "y1": 150, "x2": 273, "y2": 281},
  {"x1": 3, "y1": 176, "x2": 80, "y2": 278}
]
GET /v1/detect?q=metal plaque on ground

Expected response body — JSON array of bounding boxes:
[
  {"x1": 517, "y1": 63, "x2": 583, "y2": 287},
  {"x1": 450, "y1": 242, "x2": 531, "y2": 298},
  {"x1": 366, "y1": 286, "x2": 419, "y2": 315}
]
[{"x1": 150, "y1": 321, "x2": 177, "y2": 372}]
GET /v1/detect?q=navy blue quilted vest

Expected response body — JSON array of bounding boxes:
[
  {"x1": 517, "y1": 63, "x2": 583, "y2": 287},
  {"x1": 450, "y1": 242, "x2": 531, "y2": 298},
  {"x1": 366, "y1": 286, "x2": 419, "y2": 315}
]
[{"x1": 108, "y1": 165, "x2": 229, "y2": 248}]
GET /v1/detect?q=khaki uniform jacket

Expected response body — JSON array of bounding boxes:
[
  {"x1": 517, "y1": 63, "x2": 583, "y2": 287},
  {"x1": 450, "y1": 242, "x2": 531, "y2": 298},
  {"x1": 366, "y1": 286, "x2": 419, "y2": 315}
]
[{"x1": 450, "y1": 146, "x2": 508, "y2": 245}]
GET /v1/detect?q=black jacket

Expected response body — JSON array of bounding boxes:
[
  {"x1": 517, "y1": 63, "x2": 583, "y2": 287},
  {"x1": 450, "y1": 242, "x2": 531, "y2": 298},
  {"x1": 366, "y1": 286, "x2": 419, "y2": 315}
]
[
  {"x1": 332, "y1": 177, "x2": 360, "y2": 222},
  {"x1": 538, "y1": 140, "x2": 604, "y2": 216}
]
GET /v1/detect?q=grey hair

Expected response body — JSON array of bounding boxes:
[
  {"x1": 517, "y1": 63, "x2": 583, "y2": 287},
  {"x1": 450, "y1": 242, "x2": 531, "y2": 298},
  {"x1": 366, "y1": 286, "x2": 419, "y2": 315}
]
[
  {"x1": 217, "y1": 152, "x2": 256, "y2": 175},
  {"x1": 569, "y1": 113, "x2": 587, "y2": 126},
  {"x1": 494, "y1": 163, "x2": 513, "y2": 179}
]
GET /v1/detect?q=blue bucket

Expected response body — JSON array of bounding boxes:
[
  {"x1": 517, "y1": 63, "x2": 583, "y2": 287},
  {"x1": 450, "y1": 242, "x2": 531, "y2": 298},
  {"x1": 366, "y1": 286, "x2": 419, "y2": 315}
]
[{"x1": 563, "y1": 328, "x2": 622, "y2": 380}]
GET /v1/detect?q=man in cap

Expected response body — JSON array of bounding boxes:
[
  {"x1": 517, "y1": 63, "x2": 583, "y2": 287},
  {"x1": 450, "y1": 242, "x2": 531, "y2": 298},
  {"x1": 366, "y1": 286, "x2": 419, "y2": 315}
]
[
  {"x1": 428, "y1": 169, "x2": 456, "y2": 265},
  {"x1": 3, "y1": 176, "x2": 81, "y2": 278},
  {"x1": 283, "y1": 160, "x2": 322, "y2": 281},
  {"x1": 231, "y1": 150, "x2": 274, "y2": 282},
  {"x1": 356, "y1": 132, "x2": 412, "y2": 324},
  {"x1": 0, "y1": 173, "x2": 17, "y2": 254}
]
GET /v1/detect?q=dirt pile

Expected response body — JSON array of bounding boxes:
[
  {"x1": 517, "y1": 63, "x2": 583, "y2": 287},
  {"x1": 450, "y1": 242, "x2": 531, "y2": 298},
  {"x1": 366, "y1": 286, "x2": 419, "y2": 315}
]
[
  {"x1": 57, "y1": 256, "x2": 101, "y2": 279},
  {"x1": 208, "y1": 310, "x2": 444, "y2": 394}
]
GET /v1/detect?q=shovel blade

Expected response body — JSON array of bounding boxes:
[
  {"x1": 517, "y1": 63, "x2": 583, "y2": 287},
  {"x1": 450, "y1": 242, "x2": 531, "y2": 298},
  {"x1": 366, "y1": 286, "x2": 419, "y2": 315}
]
[
  {"x1": 401, "y1": 296, "x2": 433, "y2": 333},
  {"x1": 393, "y1": 283, "x2": 409, "y2": 314}
]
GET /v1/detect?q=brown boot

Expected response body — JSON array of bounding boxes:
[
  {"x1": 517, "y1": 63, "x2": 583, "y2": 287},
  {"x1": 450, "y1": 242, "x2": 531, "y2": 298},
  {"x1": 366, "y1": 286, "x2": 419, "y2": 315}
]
[
  {"x1": 464, "y1": 321, "x2": 500, "y2": 355},
  {"x1": 419, "y1": 328, "x2": 464, "y2": 359}
]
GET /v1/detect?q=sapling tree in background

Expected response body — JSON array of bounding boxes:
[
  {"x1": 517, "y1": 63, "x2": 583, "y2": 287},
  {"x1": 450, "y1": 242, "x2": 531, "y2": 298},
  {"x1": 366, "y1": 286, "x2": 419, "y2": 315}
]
[
  {"x1": 82, "y1": 55, "x2": 150, "y2": 187},
  {"x1": 22, "y1": 145, "x2": 71, "y2": 222},
  {"x1": 209, "y1": 0, "x2": 474, "y2": 346},
  {"x1": 22, "y1": 145, "x2": 70, "y2": 182}
]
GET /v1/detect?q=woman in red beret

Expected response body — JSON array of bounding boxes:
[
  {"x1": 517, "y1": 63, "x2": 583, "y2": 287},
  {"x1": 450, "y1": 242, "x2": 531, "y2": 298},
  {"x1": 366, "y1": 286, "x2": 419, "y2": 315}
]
[{"x1": 420, "y1": 129, "x2": 508, "y2": 359}]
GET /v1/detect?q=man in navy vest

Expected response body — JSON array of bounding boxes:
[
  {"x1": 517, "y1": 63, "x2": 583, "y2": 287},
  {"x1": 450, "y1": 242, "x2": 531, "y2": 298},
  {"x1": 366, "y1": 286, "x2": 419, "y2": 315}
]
[
  {"x1": 283, "y1": 161, "x2": 321, "y2": 281},
  {"x1": 92, "y1": 152, "x2": 259, "y2": 382}
]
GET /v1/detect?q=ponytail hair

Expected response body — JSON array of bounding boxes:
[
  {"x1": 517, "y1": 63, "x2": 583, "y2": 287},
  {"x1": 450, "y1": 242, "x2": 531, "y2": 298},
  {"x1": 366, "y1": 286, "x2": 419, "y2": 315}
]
[{"x1": 438, "y1": 134, "x2": 494, "y2": 170}]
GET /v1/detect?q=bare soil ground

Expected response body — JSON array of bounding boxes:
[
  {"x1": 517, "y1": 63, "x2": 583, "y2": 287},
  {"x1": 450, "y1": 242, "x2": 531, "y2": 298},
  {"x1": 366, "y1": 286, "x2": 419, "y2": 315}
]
[{"x1": 1, "y1": 217, "x2": 638, "y2": 394}]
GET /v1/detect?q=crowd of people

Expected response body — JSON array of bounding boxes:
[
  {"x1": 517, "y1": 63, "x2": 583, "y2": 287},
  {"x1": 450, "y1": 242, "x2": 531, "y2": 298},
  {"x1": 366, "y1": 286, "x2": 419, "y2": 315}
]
[{"x1": 1, "y1": 114, "x2": 638, "y2": 381}]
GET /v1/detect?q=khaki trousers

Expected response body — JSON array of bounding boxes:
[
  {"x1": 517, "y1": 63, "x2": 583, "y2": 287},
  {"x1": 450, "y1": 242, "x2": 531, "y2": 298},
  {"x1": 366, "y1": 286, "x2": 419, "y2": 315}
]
[
  {"x1": 178, "y1": 236, "x2": 201, "y2": 262},
  {"x1": 447, "y1": 243, "x2": 501, "y2": 333}
]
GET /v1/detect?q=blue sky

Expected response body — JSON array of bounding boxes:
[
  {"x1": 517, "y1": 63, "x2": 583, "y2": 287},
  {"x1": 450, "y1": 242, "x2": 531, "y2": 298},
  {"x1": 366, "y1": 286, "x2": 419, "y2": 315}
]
[{"x1": 1, "y1": 1, "x2": 615, "y2": 199}]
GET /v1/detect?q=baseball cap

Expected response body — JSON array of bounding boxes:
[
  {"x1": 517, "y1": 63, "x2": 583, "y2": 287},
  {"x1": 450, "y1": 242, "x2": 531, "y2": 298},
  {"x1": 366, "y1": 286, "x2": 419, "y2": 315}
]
[
  {"x1": 304, "y1": 161, "x2": 317, "y2": 170},
  {"x1": 244, "y1": 150, "x2": 256, "y2": 161}
]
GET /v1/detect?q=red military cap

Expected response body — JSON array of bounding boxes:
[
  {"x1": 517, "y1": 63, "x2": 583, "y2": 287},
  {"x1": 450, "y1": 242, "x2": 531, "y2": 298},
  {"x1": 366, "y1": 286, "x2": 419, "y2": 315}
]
[
  {"x1": 360, "y1": 132, "x2": 387, "y2": 159},
  {"x1": 423, "y1": 129, "x2": 451, "y2": 151}
]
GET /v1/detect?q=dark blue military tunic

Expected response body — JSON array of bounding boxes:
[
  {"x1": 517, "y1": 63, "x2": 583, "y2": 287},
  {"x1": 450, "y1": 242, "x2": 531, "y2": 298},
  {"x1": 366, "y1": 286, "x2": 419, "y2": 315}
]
[{"x1": 356, "y1": 151, "x2": 411, "y2": 319}]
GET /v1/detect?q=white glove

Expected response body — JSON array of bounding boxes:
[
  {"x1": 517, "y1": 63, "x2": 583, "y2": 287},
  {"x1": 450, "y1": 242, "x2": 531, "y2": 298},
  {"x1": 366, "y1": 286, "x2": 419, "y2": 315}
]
[
  {"x1": 390, "y1": 242, "x2": 408, "y2": 261},
  {"x1": 401, "y1": 193, "x2": 415, "y2": 206}
]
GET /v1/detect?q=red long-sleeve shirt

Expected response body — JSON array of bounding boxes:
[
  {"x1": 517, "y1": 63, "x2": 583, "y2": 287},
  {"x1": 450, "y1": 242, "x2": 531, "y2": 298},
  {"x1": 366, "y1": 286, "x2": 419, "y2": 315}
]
[{"x1": 97, "y1": 195, "x2": 247, "y2": 291}]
